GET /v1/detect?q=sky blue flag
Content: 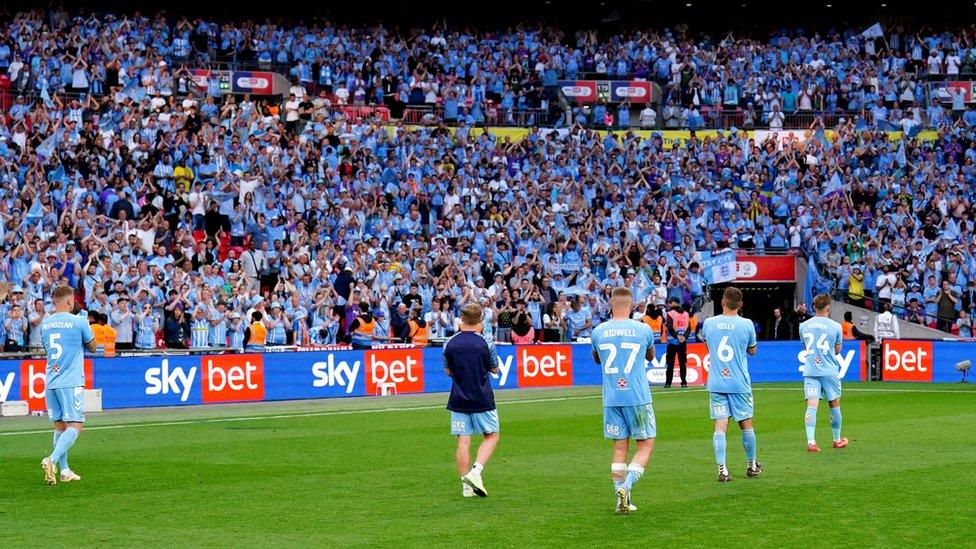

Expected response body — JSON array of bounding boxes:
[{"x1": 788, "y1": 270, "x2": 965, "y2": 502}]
[
  {"x1": 39, "y1": 85, "x2": 53, "y2": 107},
  {"x1": 824, "y1": 170, "x2": 845, "y2": 198},
  {"x1": 25, "y1": 198, "x2": 42, "y2": 220},
  {"x1": 896, "y1": 139, "x2": 908, "y2": 167},
  {"x1": 814, "y1": 127, "x2": 831, "y2": 147},
  {"x1": 944, "y1": 217, "x2": 961, "y2": 242},
  {"x1": 47, "y1": 164, "x2": 65, "y2": 183},
  {"x1": 122, "y1": 76, "x2": 146, "y2": 102},
  {"x1": 16, "y1": 198, "x2": 43, "y2": 232},
  {"x1": 803, "y1": 255, "x2": 816, "y2": 308},
  {"x1": 36, "y1": 132, "x2": 57, "y2": 160},
  {"x1": 635, "y1": 269, "x2": 653, "y2": 302}
]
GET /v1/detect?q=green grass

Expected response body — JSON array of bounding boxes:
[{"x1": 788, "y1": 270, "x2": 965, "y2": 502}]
[{"x1": 1, "y1": 383, "x2": 973, "y2": 547}]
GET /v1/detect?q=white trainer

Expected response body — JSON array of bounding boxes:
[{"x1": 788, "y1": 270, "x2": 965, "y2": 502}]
[
  {"x1": 462, "y1": 483, "x2": 475, "y2": 498},
  {"x1": 60, "y1": 470, "x2": 82, "y2": 483},
  {"x1": 461, "y1": 471, "x2": 487, "y2": 497},
  {"x1": 41, "y1": 457, "x2": 57, "y2": 485}
]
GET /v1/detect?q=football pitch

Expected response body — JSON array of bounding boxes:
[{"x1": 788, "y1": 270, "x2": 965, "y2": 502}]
[{"x1": 0, "y1": 383, "x2": 973, "y2": 547}]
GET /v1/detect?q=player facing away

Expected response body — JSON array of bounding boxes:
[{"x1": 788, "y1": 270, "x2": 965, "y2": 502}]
[
  {"x1": 40, "y1": 285, "x2": 96, "y2": 485},
  {"x1": 444, "y1": 303, "x2": 500, "y2": 498},
  {"x1": 799, "y1": 294, "x2": 849, "y2": 452},
  {"x1": 591, "y1": 287, "x2": 656, "y2": 515},
  {"x1": 700, "y1": 287, "x2": 763, "y2": 482}
]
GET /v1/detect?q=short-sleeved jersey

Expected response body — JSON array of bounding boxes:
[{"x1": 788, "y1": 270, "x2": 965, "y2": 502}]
[
  {"x1": 799, "y1": 316, "x2": 844, "y2": 377},
  {"x1": 701, "y1": 314, "x2": 757, "y2": 394},
  {"x1": 40, "y1": 312, "x2": 95, "y2": 389},
  {"x1": 443, "y1": 331, "x2": 496, "y2": 413},
  {"x1": 591, "y1": 319, "x2": 655, "y2": 407}
]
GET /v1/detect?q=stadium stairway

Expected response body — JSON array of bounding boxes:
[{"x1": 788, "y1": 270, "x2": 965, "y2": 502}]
[{"x1": 828, "y1": 300, "x2": 956, "y2": 341}]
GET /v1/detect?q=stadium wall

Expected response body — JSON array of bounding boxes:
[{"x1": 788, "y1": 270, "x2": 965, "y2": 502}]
[
  {"x1": 829, "y1": 301, "x2": 955, "y2": 340},
  {"x1": 0, "y1": 341, "x2": 890, "y2": 411}
]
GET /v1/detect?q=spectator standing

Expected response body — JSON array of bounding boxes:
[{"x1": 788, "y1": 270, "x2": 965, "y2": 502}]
[
  {"x1": 874, "y1": 303, "x2": 901, "y2": 341},
  {"x1": 111, "y1": 297, "x2": 135, "y2": 350},
  {"x1": 791, "y1": 303, "x2": 812, "y2": 339},
  {"x1": 767, "y1": 307, "x2": 793, "y2": 341},
  {"x1": 936, "y1": 280, "x2": 960, "y2": 332},
  {"x1": 165, "y1": 306, "x2": 189, "y2": 349}
]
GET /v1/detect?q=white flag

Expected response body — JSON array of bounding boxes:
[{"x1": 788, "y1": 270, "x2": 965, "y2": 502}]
[{"x1": 861, "y1": 23, "x2": 884, "y2": 39}]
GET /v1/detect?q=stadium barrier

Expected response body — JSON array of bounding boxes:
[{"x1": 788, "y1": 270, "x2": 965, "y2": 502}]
[{"x1": 0, "y1": 341, "x2": 879, "y2": 411}]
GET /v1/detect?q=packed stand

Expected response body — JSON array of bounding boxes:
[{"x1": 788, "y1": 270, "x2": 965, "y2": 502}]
[{"x1": 0, "y1": 10, "x2": 974, "y2": 351}]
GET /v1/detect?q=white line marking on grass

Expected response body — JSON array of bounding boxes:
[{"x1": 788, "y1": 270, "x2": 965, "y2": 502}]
[{"x1": 754, "y1": 386, "x2": 976, "y2": 395}]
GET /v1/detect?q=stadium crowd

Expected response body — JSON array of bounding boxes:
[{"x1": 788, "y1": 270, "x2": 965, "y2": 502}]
[{"x1": 1, "y1": 9, "x2": 976, "y2": 350}]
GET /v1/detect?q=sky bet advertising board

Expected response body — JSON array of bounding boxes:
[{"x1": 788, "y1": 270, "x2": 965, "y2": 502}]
[{"x1": 0, "y1": 340, "x2": 888, "y2": 411}]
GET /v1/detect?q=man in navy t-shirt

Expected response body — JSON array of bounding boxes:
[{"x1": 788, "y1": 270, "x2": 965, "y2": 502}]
[{"x1": 444, "y1": 303, "x2": 500, "y2": 498}]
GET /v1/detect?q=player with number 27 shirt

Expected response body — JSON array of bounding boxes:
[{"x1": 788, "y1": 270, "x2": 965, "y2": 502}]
[
  {"x1": 700, "y1": 287, "x2": 763, "y2": 482},
  {"x1": 591, "y1": 287, "x2": 656, "y2": 515}
]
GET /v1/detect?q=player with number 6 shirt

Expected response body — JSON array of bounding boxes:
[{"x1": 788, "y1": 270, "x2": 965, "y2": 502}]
[{"x1": 700, "y1": 287, "x2": 763, "y2": 482}]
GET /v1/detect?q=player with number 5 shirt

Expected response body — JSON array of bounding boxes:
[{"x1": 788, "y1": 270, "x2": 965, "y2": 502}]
[
  {"x1": 39, "y1": 285, "x2": 97, "y2": 486},
  {"x1": 700, "y1": 287, "x2": 763, "y2": 482}
]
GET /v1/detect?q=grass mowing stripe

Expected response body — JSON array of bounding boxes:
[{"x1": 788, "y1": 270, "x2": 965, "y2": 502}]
[
  {"x1": 2, "y1": 385, "x2": 971, "y2": 437},
  {"x1": 0, "y1": 393, "x2": 609, "y2": 437}
]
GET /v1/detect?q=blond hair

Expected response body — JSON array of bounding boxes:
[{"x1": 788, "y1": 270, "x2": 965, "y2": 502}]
[{"x1": 460, "y1": 303, "x2": 483, "y2": 326}]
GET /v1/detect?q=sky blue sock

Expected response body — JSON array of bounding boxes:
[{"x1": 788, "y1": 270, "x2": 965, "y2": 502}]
[
  {"x1": 53, "y1": 431, "x2": 69, "y2": 471},
  {"x1": 805, "y1": 406, "x2": 818, "y2": 443},
  {"x1": 741, "y1": 428, "x2": 757, "y2": 462},
  {"x1": 621, "y1": 464, "x2": 644, "y2": 491},
  {"x1": 51, "y1": 427, "x2": 79, "y2": 465},
  {"x1": 829, "y1": 407, "x2": 843, "y2": 441},
  {"x1": 713, "y1": 432, "x2": 727, "y2": 466}
]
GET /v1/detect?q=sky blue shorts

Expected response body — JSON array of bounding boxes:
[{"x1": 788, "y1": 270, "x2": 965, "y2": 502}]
[
  {"x1": 709, "y1": 392, "x2": 754, "y2": 421},
  {"x1": 604, "y1": 404, "x2": 656, "y2": 440},
  {"x1": 804, "y1": 376, "x2": 842, "y2": 402},
  {"x1": 451, "y1": 410, "x2": 499, "y2": 436},
  {"x1": 47, "y1": 387, "x2": 85, "y2": 423}
]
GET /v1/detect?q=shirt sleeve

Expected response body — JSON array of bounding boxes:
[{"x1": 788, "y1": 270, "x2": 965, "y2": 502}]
[
  {"x1": 747, "y1": 320, "x2": 757, "y2": 348},
  {"x1": 442, "y1": 340, "x2": 453, "y2": 373},
  {"x1": 834, "y1": 323, "x2": 843, "y2": 347},
  {"x1": 485, "y1": 337, "x2": 499, "y2": 372}
]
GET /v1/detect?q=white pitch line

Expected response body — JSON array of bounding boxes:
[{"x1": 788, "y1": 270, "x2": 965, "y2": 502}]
[
  {"x1": 754, "y1": 386, "x2": 976, "y2": 394},
  {"x1": 1, "y1": 385, "x2": 971, "y2": 438}
]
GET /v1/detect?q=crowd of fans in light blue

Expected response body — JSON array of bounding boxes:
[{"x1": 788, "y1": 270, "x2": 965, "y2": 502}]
[{"x1": 0, "y1": 9, "x2": 975, "y2": 351}]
